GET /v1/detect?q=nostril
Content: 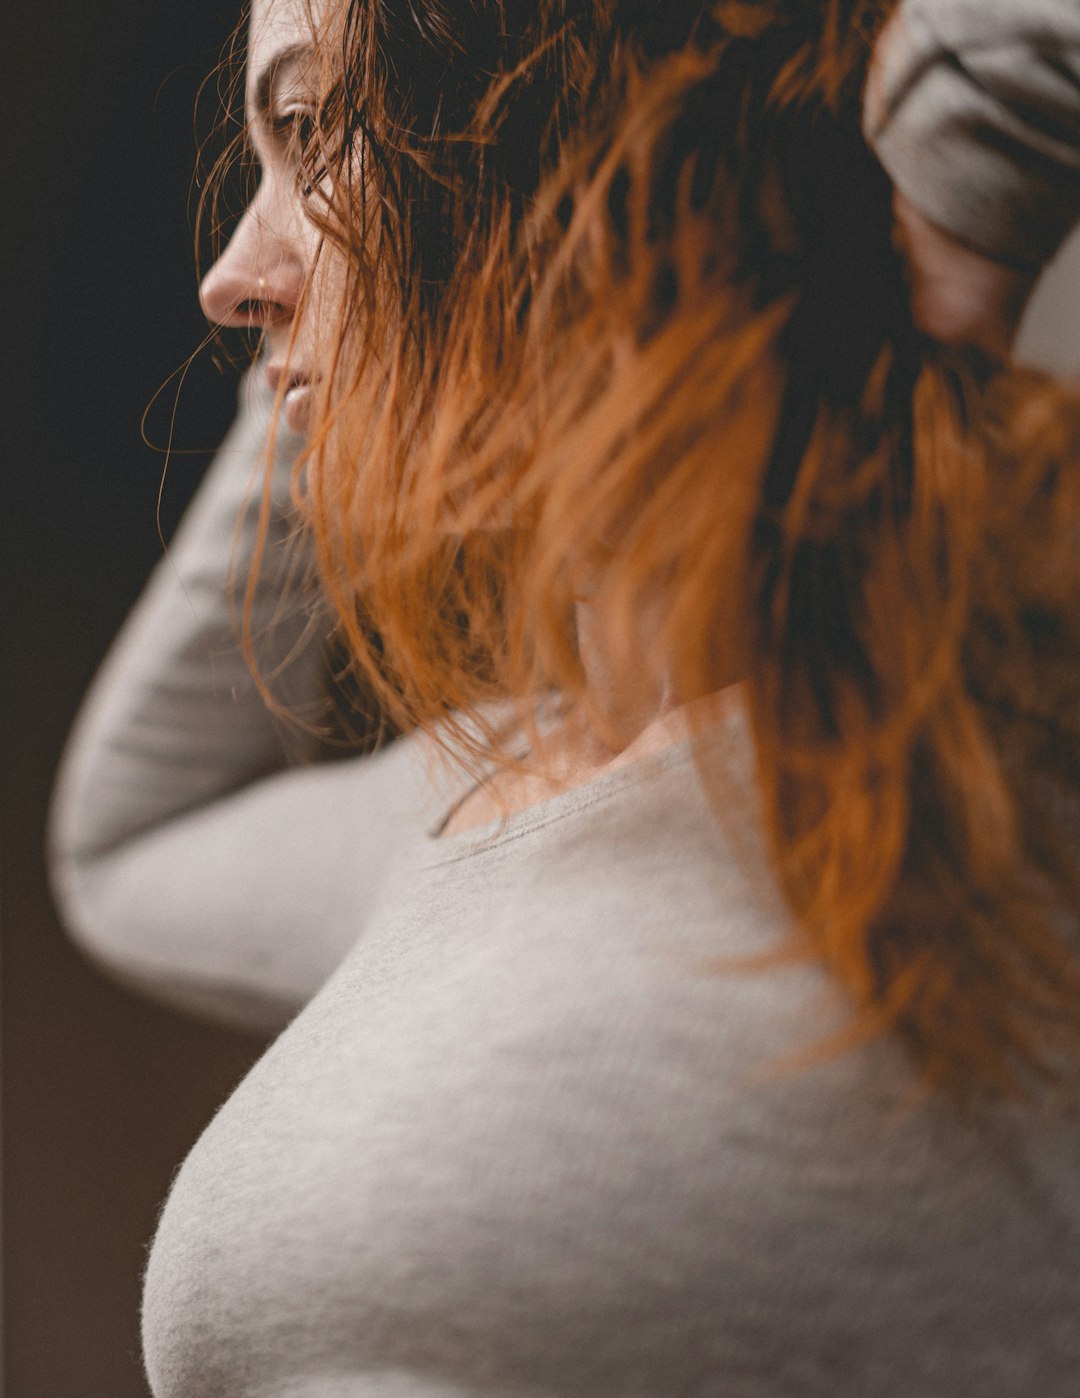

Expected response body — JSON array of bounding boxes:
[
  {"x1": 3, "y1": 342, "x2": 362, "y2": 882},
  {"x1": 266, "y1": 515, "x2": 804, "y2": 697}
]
[
  {"x1": 199, "y1": 244, "x2": 302, "y2": 327},
  {"x1": 210, "y1": 294, "x2": 295, "y2": 329},
  {"x1": 199, "y1": 269, "x2": 269, "y2": 329},
  {"x1": 201, "y1": 295, "x2": 291, "y2": 331}
]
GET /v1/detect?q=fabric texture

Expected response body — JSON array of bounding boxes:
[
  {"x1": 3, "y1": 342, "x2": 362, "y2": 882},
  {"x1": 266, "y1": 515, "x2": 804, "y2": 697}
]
[
  {"x1": 51, "y1": 0, "x2": 1080, "y2": 1033},
  {"x1": 865, "y1": 0, "x2": 1080, "y2": 268},
  {"x1": 141, "y1": 721, "x2": 1080, "y2": 1398},
  {"x1": 46, "y1": 2, "x2": 1080, "y2": 1394},
  {"x1": 48, "y1": 373, "x2": 438, "y2": 1030}
]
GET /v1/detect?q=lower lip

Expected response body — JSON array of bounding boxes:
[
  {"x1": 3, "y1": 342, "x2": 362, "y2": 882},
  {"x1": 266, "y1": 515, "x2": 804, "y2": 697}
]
[{"x1": 283, "y1": 384, "x2": 312, "y2": 435}]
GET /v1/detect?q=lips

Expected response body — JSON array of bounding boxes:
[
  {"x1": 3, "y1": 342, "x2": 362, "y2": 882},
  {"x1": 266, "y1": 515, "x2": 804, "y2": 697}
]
[{"x1": 264, "y1": 361, "x2": 313, "y2": 435}]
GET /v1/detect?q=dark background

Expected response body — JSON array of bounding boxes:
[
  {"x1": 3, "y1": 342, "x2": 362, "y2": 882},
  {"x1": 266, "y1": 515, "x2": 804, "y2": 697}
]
[
  {"x1": 2, "y1": 2, "x2": 271, "y2": 1393},
  {"x1": 3, "y1": 6, "x2": 1080, "y2": 1396}
]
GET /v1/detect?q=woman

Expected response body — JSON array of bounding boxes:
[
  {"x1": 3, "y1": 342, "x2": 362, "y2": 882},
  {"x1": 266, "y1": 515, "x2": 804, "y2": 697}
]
[
  {"x1": 48, "y1": 0, "x2": 443, "y2": 1029},
  {"x1": 284, "y1": 0, "x2": 1080, "y2": 1094},
  {"x1": 50, "y1": 0, "x2": 1080, "y2": 1393}
]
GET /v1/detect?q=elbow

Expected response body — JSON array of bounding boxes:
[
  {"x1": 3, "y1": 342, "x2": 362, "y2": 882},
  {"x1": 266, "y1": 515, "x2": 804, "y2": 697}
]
[{"x1": 47, "y1": 841, "x2": 292, "y2": 1037}]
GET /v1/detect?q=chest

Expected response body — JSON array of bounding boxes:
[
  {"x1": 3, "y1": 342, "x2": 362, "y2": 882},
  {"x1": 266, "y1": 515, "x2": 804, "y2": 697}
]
[{"x1": 140, "y1": 820, "x2": 1080, "y2": 1398}]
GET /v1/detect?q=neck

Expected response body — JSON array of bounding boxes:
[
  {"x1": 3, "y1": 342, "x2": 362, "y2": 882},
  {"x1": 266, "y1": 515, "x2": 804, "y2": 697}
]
[
  {"x1": 570, "y1": 594, "x2": 745, "y2": 762},
  {"x1": 571, "y1": 598, "x2": 673, "y2": 759},
  {"x1": 438, "y1": 598, "x2": 742, "y2": 838}
]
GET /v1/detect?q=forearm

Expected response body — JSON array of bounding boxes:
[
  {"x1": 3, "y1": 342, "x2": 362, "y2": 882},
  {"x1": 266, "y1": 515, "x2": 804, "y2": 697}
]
[
  {"x1": 58, "y1": 732, "x2": 435, "y2": 1032},
  {"x1": 50, "y1": 370, "x2": 327, "y2": 864},
  {"x1": 866, "y1": 0, "x2": 1080, "y2": 269},
  {"x1": 48, "y1": 371, "x2": 355, "y2": 1027}
]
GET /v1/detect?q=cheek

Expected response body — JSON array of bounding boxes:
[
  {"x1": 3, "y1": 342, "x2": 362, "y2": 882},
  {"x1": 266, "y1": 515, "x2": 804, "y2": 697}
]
[
  {"x1": 285, "y1": 217, "x2": 337, "y2": 355},
  {"x1": 307, "y1": 234, "x2": 375, "y2": 375},
  {"x1": 295, "y1": 244, "x2": 379, "y2": 473}
]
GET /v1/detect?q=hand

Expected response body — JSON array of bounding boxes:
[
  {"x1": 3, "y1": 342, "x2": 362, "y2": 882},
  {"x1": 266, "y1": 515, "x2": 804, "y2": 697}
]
[{"x1": 891, "y1": 190, "x2": 1038, "y2": 357}]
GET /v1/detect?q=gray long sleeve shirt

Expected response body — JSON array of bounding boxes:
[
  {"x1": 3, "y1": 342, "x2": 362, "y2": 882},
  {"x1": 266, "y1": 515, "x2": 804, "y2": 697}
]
[
  {"x1": 48, "y1": 3, "x2": 1080, "y2": 1395},
  {"x1": 141, "y1": 721, "x2": 1080, "y2": 1398},
  {"x1": 49, "y1": 374, "x2": 439, "y2": 1031},
  {"x1": 865, "y1": 0, "x2": 1080, "y2": 268}
]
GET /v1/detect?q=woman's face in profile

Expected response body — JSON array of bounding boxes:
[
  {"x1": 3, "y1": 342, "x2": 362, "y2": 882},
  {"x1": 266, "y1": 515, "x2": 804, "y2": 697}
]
[{"x1": 199, "y1": 0, "x2": 322, "y2": 433}]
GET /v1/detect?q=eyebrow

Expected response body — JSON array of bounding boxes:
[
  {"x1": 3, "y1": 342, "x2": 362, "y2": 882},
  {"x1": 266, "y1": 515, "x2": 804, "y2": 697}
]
[{"x1": 252, "y1": 43, "x2": 313, "y2": 123}]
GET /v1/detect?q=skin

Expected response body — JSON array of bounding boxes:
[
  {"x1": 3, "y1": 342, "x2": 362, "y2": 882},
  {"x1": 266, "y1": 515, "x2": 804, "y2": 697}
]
[
  {"x1": 892, "y1": 191, "x2": 1036, "y2": 356},
  {"x1": 443, "y1": 209, "x2": 1040, "y2": 835},
  {"x1": 199, "y1": 0, "x2": 322, "y2": 434},
  {"x1": 197, "y1": 0, "x2": 1040, "y2": 834},
  {"x1": 201, "y1": 1, "x2": 1036, "y2": 440}
]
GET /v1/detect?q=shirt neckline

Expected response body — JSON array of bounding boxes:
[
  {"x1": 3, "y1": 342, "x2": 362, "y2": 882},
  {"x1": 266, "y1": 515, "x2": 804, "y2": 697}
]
[
  {"x1": 417, "y1": 700, "x2": 762, "y2": 870},
  {"x1": 423, "y1": 732, "x2": 707, "y2": 866}
]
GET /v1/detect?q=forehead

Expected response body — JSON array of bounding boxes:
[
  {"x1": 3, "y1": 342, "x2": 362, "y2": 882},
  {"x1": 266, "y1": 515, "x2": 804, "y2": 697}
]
[{"x1": 247, "y1": 0, "x2": 319, "y2": 101}]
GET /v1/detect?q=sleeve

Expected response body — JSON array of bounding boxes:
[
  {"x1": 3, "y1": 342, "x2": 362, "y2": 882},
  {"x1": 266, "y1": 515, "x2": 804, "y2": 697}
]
[
  {"x1": 864, "y1": 0, "x2": 1080, "y2": 270},
  {"x1": 48, "y1": 370, "x2": 437, "y2": 1033}
]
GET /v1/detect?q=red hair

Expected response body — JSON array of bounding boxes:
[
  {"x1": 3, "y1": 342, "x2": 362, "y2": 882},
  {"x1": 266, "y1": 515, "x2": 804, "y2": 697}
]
[{"x1": 246, "y1": 0, "x2": 1080, "y2": 1099}]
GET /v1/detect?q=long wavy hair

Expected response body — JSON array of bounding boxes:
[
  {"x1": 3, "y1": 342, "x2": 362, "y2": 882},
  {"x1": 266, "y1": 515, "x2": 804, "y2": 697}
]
[{"x1": 244, "y1": 0, "x2": 1080, "y2": 1100}]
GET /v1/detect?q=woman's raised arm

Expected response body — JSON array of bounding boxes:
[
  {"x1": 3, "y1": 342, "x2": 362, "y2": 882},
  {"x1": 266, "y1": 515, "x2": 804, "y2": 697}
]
[
  {"x1": 866, "y1": 0, "x2": 1080, "y2": 351},
  {"x1": 48, "y1": 371, "x2": 434, "y2": 1032}
]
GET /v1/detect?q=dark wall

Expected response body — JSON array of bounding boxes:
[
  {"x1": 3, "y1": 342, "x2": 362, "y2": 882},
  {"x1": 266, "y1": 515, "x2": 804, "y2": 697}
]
[
  {"x1": 4, "y1": 6, "x2": 1080, "y2": 1396},
  {"x1": 2, "y1": 4, "x2": 269, "y2": 1394}
]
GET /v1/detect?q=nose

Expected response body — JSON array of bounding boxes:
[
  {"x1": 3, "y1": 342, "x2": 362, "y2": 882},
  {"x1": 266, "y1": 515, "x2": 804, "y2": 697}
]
[{"x1": 198, "y1": 192, "x2": 306, "y2": 330}]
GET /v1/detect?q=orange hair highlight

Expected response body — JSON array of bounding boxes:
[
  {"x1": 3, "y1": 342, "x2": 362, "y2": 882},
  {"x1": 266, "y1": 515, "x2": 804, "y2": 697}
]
[{"x1": 246, "y1": 0, "x2": 1080, "y2": 1099}]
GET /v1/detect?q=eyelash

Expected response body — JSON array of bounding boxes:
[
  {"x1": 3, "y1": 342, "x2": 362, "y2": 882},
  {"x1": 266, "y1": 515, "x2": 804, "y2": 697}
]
[
  {"x1": 263, "y1": 105, "x2": 331, "y2": 202},
  {"x1": 272, "y1": 108, "x2": 317, "y2": 159}
]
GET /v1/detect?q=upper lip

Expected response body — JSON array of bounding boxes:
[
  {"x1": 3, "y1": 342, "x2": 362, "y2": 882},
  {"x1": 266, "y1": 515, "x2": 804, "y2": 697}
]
[{"x1": 264, "y1": 361, "x2": 311, "y2": 394}]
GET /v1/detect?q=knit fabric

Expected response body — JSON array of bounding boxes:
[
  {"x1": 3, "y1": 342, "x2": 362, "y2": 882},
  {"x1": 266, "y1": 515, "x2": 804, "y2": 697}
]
[
  {"x1": 865, "y1": 0, "x2": 1080, "y2": 268},
  {"x1": 141, "y1": 719, "x2": 1080, "y2": 1398}
]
